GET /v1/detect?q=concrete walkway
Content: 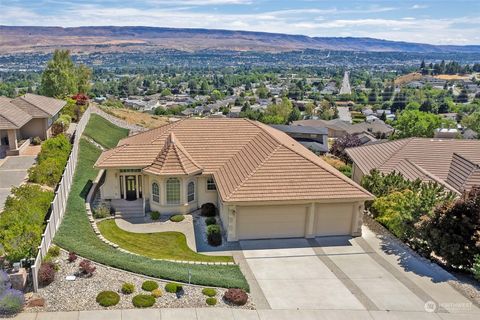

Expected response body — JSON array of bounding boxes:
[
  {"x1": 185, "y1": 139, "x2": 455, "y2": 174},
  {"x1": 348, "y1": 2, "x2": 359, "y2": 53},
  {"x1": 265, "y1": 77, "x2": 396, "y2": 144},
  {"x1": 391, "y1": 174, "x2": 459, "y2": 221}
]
[
  {"x1": 115, "y1": 215, "x2": 197, "y2": 251},
  {"x1": 13, "y1": 308, "x2": 480, "y2": 320},
  {"x1": 0, "y1": 155, "x2": 36, "y2": 211}
]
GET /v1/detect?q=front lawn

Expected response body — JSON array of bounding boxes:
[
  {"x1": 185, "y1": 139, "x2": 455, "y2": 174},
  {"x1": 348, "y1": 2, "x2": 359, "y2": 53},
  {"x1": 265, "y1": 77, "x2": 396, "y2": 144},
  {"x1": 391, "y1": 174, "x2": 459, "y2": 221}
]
[
  {"x1": 83, "y1": 113, "x2": 129, "y2": 149},
  {"x1": 97, "y1": 219, "x2": 233, "y2": 263},
  {"x1": 54, "y1": 115, "x2": 248, "y2": 290}
]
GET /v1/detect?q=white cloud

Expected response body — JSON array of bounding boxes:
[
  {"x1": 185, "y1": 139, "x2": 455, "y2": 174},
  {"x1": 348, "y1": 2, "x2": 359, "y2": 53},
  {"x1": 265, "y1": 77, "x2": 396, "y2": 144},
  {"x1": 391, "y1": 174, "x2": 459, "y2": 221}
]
[{"x1": 411, "y1": 4, "x2": 429, "y2": 9}]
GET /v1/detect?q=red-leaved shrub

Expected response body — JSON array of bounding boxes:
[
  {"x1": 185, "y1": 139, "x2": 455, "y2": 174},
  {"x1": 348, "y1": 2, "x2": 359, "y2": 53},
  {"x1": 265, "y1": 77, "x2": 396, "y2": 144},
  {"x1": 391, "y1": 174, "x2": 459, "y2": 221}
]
[
  {"x1": 79, "y1": 259, "x2": 96, "y2": 277},
  {"x1": 223, "y1": 288, "x2": 248, "y2": 306},
  {"x1": 38, "y1": 262, "x2": 55, "y2": 285},
  {"x1": 68, "y1": 251, "x2": 77, "y2": 263}
]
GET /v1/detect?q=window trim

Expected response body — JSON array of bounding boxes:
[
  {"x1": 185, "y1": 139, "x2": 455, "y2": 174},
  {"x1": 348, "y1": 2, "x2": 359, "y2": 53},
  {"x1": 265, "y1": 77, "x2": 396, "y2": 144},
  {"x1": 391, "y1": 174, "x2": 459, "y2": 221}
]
[
  {"x1": 152, "y1": 182, "x2": 160, "y2": 203},
  {"x1": 166, "y1": 177, "x2": 181, "y2": 205},
  {"x1": 187, "y1": 181, "x2": 195, "y2": 202},
  {"x1": 206, "y1": 177, "x2": 217, "y2": 191}
]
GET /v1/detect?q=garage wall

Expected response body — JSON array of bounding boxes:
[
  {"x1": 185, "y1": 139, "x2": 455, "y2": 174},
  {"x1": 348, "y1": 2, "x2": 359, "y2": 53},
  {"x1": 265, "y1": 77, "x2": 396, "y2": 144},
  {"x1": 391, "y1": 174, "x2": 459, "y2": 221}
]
[
  {"x1": 315, "y1": 203, "x2": 354, "y2": 236},
  {"x1": 236, "y1": 205, "x2": 307, "y2": 240},
  {"x1": 20, "y1": 118, "x2": 47, "y2": 140}
]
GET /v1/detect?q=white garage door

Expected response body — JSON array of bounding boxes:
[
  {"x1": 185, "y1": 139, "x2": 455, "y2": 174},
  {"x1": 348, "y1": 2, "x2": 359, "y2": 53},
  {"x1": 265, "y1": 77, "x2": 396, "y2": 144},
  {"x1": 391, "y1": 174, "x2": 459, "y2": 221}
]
[
  {"x1": 237, "y1": 205, "x2": 306, "y2": 240},
  {"x1": 316, "y1": 203, "x2": 354, "y2": 236}
]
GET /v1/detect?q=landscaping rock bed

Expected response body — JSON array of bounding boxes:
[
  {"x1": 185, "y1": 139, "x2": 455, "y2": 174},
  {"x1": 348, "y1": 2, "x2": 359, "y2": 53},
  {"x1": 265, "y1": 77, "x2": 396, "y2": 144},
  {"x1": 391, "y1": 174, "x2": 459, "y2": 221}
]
[
  {"x1": 193, "y1": 212, "x2": 241, "y2": 252},
  {"x1": 26, "y1": 251, "x2": 254, "y2": 312}
]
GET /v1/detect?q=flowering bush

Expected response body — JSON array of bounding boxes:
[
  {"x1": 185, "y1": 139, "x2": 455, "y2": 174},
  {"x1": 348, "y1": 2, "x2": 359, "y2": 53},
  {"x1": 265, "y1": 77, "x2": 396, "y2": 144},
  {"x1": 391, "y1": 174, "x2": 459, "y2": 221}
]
[{"x1": 0, "y1": 270, "x2": 24, "y2": 315}]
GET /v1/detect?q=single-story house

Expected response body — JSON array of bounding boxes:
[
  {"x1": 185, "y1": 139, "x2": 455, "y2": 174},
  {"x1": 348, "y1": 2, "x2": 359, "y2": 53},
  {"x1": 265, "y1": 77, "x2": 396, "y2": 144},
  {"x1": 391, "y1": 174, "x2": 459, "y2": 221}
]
[
  {"x1": 269, "y1": 124, "x2": 329, "y2": 154},
  {"x1": 346, "y1": 138, "x2": 480, "y2": 194},
  {"x1": 95, "y1": 118, "x2": 373, "y2": 241},
  {"x1": 0, "y1": 94, "x2": 65, "y2": 156}
]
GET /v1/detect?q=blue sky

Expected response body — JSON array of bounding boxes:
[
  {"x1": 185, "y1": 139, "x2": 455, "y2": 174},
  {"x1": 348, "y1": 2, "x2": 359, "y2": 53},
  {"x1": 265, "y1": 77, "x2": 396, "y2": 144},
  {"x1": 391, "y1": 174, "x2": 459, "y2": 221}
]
[{"x1": 1, "y1": 0, "x2": 479, "y2": 45}]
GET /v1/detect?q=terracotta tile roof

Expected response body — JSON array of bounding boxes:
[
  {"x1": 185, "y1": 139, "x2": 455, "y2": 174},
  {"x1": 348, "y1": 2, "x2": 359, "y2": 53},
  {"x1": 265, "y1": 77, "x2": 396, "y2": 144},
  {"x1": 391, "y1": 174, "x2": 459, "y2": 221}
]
[
  {"x1": 346, "y1": 138, "x2": 480, "y2": 193},
  {"x1": 0, "y1": 96, "x2": 32, "y2": 129},
  {"x1": 11, "y1": 93, "x2": 65, "y2": 118},
  {"x1": 96, "y1": 118, "x2": 373, "y2": 202},
  {"x1": 143, "y1": 132, "x2": 203, "y2": 176}
]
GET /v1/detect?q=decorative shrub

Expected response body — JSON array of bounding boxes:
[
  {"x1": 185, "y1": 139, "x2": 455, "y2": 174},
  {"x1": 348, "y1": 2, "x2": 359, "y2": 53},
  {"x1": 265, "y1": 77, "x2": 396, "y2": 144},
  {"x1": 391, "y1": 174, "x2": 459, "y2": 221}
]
[
  {"x1": 96, "y1": 291, "x2": 120, "y2": 307},
  {"x1": 68, "y1": 251, "x2": 77, "y2": 263},
  {"x1": 0, "y1": 271, "x2": 9, "y2": 294},
  {"x1": 31, "y1": 136, "x2": 42, "y2": 146},
  {"x1": 473, "y1": 255, "x2": 480, "y2": 281},
  {"x1": 141, "y1": 280, "x2": 159, "y2": 292},
  {"x1": 0, "y1": 288, "x2": 25, "y2": 315},
  {"x1": 150, "y1": 211, "x2": 160, "y2": 220},
  {"x1": 201, "y1": 203, "x2": 216, "y2": 217},
  {"x1": 164, "y1": 282, "x2": 183, "y2": 293},
  {"x1": 132, "y1": 294, "x2": 156, "y2": 308},
  {"x1": 94, "y1": 206, "x2": 110, "y2": 219},
  {"x1": 79, "y1": 259, "x2": 96, "y2": 277},
  {"x1": 151, "y1": 288, "x2": 163, "y2": 298},
  {"x1": 169, "y1": 215, "x2": 185, "y2": 222},
  {"x1": 202, "y1": 288, "x2": 217, "y2": 297},
  {"x1": 207, "y1": 224, "x2": 222, "y2": 246},
  {"x1": 47, "y1": 245, "x2": 60, "y2": 257},
  {"x1": 205, "y1": 217, "x2": 216, "y2": 226},
  {"x1": 223, "y1": 288, "x2": 248, "y2": 306},
  {"x1": 38, "y1": 262, "x2": 55, "y2": 286},
  {"x1": 121, "y1": 282, "x2": 135, "y2": 294},
  {"x1": 206, "y1": 297, "x2": 217, "y2": 306}
]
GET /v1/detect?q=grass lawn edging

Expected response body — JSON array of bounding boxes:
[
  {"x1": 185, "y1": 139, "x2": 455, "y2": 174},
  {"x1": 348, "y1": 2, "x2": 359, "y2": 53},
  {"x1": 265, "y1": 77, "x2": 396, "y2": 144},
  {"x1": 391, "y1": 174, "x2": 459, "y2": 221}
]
[{"x1": 54, "y1": 118, "x2": 249, "y2": 290}]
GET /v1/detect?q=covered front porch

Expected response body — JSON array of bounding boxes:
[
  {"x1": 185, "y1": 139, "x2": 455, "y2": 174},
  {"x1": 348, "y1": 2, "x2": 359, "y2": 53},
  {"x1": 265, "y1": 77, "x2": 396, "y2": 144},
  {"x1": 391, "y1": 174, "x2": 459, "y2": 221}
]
[{"x1": 0, "y1": 129, "x2": 30, "y2": 157}]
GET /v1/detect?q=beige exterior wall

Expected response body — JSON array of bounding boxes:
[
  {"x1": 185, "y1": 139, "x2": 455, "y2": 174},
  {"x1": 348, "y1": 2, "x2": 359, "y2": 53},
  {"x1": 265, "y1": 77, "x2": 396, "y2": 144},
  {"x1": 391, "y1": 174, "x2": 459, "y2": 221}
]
[
  {"x1": 20, "y1": 118, "x2": 48, "y2": 140},
  {"x1": 196, "y1": 175, "x2": 218, "y2": 207},
  {"x1": 352, "y1": 162, "x2": 365, "y2": 184}
]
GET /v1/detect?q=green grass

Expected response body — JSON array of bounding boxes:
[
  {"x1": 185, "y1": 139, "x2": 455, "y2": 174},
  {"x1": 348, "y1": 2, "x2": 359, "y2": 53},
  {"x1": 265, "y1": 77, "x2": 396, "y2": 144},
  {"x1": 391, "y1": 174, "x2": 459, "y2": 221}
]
[
  {"x1": 98, "y1": 219, "x2": 233, "y2": 263},
  {"x1": 54, "y1": 116, "x2": 248, "y2": 290},
  {"x1": 83, "y1": 114, "x2": 130, "y2": 149}
]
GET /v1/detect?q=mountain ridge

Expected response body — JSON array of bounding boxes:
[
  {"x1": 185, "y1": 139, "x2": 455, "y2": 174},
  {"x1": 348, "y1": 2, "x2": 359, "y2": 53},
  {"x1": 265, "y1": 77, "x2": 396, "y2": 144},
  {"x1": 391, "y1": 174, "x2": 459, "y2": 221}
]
[{"x1": 1, "y1": 25, "x2": 479, "y2": 54}]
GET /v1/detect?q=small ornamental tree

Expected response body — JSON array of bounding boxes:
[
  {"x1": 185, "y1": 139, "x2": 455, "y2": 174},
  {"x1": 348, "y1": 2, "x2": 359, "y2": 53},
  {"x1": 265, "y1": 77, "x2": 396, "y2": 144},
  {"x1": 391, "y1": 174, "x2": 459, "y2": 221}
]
[
  {"x1": 330, "y1": 134, "x2": 362, "y2": 163},
  {"x1": 419, "y1": 186, "x2": 480, "y2": 269}
]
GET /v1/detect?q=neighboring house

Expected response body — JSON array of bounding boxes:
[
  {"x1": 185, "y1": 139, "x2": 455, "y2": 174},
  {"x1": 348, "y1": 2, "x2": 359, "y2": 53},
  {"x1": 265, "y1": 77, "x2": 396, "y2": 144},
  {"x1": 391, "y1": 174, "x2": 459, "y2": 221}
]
[
  {"x1": 346, "y1": 138, "x2": 480, "y2": 194},
  {"x1": 0, "y1": 94, "x2": 65, "y2": 156},
  {"x1": 270, "y1": 124, "x2": 329, "y2": 153},
  {"x1": 293, "y1": 118, "x2": 393, "y2": 139},
  {"x1": 95, "y1": 118, "x2": 373, "y2": 241},
  {"x1": 293, "y1": 119, "x2": 351, "y2": 138}
]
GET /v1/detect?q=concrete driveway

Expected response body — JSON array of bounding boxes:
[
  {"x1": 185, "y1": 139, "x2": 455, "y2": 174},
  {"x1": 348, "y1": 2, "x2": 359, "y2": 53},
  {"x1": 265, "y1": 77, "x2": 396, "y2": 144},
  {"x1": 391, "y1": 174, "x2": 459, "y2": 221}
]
[
  {"x1": 239, "y1": 226, "x2": 479, "y2": 318},
  {"x1": 0, "y1": 156, "x2": 36, "y2": 211}
]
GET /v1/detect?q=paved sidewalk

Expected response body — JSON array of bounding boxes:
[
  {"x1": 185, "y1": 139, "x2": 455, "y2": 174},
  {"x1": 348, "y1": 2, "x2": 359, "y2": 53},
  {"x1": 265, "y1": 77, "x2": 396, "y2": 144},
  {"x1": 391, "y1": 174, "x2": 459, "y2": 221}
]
[{"x1": 13, "y1": 308, "x2": 480, "y2": 320}]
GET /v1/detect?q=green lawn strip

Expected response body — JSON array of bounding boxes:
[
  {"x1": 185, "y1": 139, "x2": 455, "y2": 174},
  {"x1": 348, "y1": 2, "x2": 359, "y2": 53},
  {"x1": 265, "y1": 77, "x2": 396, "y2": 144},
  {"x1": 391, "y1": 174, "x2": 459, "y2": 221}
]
[
  {"x1": 54, "y1": 135, "x2": 248, "y2": 289},
  {"x1": 83, "y1": 113, "x2": 130, "y2": 149},
  {"x1": 97, "y1": 219, "x2": 233, "y2": 263}
]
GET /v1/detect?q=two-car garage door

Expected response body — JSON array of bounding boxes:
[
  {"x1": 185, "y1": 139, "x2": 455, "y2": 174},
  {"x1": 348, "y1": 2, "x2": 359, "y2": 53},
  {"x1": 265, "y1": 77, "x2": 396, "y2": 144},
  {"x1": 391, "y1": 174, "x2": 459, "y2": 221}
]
[{"x1": 236, "y1": 203, "x2": 355, "y2": 240}]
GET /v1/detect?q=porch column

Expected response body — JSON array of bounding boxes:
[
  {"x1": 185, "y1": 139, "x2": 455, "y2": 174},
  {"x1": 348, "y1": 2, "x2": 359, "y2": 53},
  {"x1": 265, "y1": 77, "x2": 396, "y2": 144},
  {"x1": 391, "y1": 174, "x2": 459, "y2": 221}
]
[
  {"x1": 7, "y1": 129, "x2": 18, "y2": 150},
  {"x1": 351, "y1": 202, "x2": 364, "y2": 237}
]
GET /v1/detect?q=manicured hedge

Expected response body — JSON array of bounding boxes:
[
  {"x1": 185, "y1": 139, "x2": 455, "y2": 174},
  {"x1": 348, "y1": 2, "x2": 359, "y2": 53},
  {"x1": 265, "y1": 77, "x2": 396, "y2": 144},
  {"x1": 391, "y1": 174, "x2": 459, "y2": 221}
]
[{"x1": 54, "y1": 117, "x2": 249, "y2": 290}]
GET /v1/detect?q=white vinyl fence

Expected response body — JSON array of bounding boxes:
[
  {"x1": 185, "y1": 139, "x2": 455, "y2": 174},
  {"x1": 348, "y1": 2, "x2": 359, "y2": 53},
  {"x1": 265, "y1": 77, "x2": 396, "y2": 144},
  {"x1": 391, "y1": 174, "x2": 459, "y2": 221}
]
[{"x1": 31, "y1": 107, "x2": 92, "y2": 292}]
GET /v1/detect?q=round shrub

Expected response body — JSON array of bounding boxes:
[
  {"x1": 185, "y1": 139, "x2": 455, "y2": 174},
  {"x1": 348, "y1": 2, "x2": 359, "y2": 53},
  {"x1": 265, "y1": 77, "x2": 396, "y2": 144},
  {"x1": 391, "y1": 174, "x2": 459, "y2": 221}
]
[
  {"x1": 47, "y1": 245, "x2": 60, "y2": 257},
  {"x1": 121, "y1": 282, "x2": 135, "y2": 294},
  {"x1": 132, "y1": 294, "x2": 156, "y2": 308},
  {"x1": 207, "y1": 224, "x2": 222, "y2": 246},
  {"x1": 151, "y1": 288, "x2": 163, "y2": 298},
  {"x1": 38, "y1": 262, "x2": 55, "y2": 286},
  {"x1": 201, "y1": 203, "x2": 217, "y2": 217},
  {"x1": 206, "y1": 297, "x2": 217, "y2": 306},
  {"x1": 223, "y1": 288, "x2": 248, "y2": 306},
  {"x1": 165, "y1": 282, "x2": 183, "y2": 293},
  {"x1": 141, "y1": 280, "x2": 158, "y2": 292},
  {"x1": 150, "y1": 211, "x2": 160, "y2": 220},
  {"x1": 205, "y1": 217, "x2": 216, "y2": 226},
  {"x1": 96, "y1": 291, "x2": 120, "y2": 307},
  {"x1": 202, "y1": 288, "x2": 217, "y2": 297},
  {"x1": 0, "y1": 288, "x2": 25, "y2": 314},
  {"x1": 169, "y1": 214, "x2": 185, "y2": 222}
]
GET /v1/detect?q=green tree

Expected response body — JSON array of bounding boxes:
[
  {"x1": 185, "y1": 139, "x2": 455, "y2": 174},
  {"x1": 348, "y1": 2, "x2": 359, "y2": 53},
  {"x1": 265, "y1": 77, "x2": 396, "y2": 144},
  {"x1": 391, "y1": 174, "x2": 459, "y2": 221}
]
[
  {"x1": 461, "y1": 111, "x2": 480, "y2": 133},
  {"x1": 288, "y1": 107, "x2": 301, "y2": 123},
  {"x1": 40, "y1": 50, "x2": 78, "y2": 97},
  {"x1": 161, "y1": 88, "x2": 172, "y2": 97},
  {"x1": 263, "y1": 97, "x2": 293, "y2": 124},
  {"x1": 77, "y1": 64, "x2": 92, "y2": 94},
  {"x1": 393, "y1": 110, "x2": 443, "y2": 139},
  {"x1": 210, "y1": 89, "x2": 223, "y2": 101}
]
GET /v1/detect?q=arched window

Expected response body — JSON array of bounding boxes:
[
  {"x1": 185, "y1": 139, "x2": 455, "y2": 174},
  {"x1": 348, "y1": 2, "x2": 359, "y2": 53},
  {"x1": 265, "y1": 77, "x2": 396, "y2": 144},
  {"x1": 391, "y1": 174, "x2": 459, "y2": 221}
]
[
  {"x1": 187, "y1": 181, "x2": 195, "y2": 202},
  {"x1": 152, "y1": 182, "x2": 159, "y2": 203},
  {"x1": 166, "y1": 178, "x2": 181, "y2": 204}
]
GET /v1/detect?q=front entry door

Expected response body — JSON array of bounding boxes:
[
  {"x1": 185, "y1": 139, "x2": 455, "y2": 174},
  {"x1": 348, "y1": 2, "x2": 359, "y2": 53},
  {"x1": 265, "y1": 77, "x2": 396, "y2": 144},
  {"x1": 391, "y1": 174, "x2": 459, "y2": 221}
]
[{"x1": 125, "y1": 175, "x2": 137, "y2": 201}]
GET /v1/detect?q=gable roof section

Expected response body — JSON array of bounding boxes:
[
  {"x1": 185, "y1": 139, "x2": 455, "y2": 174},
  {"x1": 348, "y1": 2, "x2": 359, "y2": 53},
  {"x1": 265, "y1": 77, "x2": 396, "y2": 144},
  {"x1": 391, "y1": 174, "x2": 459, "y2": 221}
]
[
  {"x1": 0, "y1": 96, "x2": 32, "y2": 129},
  {"x1": 346, "y1": 138, "x2": 480, "y2": 193},
  {"x1": 143, "y1": 132, "x2": 203, "y2": 176},
  {"x1": 96, "y1": 118, "x2": 373, "y2": 202},
  {"x1": 12, "y1": 93, "x2": 66, "y2": 118},
  {"x1": 446, "y1": 153, "x2": 480, "y2": 193}
]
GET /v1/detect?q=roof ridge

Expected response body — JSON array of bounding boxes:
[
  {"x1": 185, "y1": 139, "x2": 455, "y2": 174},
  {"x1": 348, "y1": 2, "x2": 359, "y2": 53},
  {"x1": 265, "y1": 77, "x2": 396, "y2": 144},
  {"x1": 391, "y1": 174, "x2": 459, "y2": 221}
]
[
  {"x1": 452, "y1": 152, "x2": 480, "y2": 168},
  {"x1": 95, "y1": 144, "x2": 127, "y2": 166},
  {"x1": 250, "y1": 120, "x2": 373, "y2": 198},
  {"x1": 0, "y1": 114, "x2": 17, "y2": 128},
  {"x1": 172, "y1": 143, "x2": 188, "y2": 174},
  {"x1": 14, "y1": 96, "x2": 47, "y2": 117},
  {"x1": 402, "y1": 158, "x2": 460, "y2": 194},
  {"x1": 223, "y1": 144, "x2": 282, "y2": 201},
  {"x1": 376, "y1": 137, "x2": 414, "y2": 169}
]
